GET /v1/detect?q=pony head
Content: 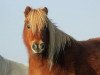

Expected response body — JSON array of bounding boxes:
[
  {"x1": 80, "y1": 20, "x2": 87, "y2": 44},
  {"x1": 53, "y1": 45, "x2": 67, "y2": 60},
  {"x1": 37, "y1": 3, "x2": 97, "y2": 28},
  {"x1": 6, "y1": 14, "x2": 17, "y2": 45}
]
[
  {"x1": 23, "y1": 6, "x2": 73, "y2": 66},
  {"x1": 23, "y1": 6, "x2": 49, "y2": 55}
]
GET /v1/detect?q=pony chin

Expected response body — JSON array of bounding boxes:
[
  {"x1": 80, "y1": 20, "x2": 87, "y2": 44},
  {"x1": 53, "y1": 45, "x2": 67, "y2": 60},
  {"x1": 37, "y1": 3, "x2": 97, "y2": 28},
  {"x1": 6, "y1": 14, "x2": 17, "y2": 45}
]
[
  {"x1": 31, "y1": 48, "x2": 43, "y2": 54},
  {"x1": 31, "y1": 49, "x2": 39, "y2": 54}
]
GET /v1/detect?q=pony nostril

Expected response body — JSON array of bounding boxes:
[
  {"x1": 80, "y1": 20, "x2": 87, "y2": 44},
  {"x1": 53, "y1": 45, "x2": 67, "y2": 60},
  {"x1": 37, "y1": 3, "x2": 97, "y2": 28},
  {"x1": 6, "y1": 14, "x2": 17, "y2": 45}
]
[
  {"x1": 32, "y1": 43, "x2": 38, "y2": 50},
  {"x1": 39, "y1": 43, "x2": 45, "y2": 50},
  {"x1": 31, "y1": 42, "x2": 45, "y2": 53}
]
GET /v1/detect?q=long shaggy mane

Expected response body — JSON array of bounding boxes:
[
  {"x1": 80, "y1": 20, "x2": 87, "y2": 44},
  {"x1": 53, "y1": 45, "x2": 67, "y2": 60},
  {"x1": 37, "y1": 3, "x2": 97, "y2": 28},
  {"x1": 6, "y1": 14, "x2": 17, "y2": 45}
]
[{"x1": 47, "y1": 20, "x2": 76, "y2": 65}]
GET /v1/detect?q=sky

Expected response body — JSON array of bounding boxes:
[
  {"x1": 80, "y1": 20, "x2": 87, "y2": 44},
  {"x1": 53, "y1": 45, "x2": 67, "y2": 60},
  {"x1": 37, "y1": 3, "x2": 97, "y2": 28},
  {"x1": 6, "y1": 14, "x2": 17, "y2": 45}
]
[{"x1": 0, "y1": 0, "x2": 100, "y2": 64}]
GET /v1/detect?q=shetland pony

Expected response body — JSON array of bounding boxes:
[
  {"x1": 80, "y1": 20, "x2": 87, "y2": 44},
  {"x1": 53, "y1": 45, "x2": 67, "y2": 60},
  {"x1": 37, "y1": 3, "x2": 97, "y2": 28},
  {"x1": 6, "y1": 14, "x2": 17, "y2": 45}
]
[
  {"x1": 23, "y1": 6, "x2": 100, "y2": 75},
  {"x1": 0, "y1": 55, "x2": 28, "y2": 75}
]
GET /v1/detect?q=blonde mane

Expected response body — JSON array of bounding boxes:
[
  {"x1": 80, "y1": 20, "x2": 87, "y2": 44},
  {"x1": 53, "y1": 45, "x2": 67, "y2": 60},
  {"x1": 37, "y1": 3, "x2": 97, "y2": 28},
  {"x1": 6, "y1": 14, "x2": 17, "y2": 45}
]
[{"x1": 26, "y1": 8, "x2": 48, "y2": 35}]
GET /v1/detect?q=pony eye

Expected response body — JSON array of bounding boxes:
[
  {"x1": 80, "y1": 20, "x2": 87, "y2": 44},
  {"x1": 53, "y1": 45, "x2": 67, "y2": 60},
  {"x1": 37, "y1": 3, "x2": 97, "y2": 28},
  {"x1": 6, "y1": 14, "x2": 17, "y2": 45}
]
[{"x1": 27, "y1": 24, "x2": 31, "y2": 29}]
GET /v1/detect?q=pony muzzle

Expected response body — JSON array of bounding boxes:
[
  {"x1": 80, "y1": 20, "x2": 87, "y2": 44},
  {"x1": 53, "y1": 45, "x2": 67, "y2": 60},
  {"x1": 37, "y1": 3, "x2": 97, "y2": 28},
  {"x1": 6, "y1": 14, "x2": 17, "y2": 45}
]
[{"x1": 31, "y1": 42, "x2": 45, "y2": 53}]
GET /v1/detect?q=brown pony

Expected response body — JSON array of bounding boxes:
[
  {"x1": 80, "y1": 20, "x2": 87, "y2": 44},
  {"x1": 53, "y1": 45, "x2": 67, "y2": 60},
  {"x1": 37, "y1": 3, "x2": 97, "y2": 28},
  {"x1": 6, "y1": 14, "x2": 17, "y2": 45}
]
[{"x1": 23, "y1": 6, "x2": 100, "y2": 75}]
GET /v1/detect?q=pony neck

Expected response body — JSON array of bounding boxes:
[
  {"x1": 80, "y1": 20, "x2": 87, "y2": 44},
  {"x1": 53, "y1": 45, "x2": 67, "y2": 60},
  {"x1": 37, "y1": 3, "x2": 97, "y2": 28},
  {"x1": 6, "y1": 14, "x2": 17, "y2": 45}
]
[{"x1": 29, "y1": 53, "x2": 51, "y2": 75}]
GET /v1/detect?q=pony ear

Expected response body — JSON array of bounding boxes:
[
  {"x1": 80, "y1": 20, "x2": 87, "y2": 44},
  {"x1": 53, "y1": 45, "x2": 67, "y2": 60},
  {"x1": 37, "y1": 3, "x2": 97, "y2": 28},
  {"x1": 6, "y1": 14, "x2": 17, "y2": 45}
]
[
  {"x1": 42, "y1": 7, "x2": 48, "y2": 14},
  {"x1": 24, "y1": 6, "x2": 32, "y2": 17}
]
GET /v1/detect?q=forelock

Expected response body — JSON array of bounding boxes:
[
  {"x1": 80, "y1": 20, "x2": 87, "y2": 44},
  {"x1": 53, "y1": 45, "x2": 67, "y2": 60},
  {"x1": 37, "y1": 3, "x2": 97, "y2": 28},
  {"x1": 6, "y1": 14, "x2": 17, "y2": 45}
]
[{"x1": 26, "y1": 8, "x2": 48, "y2": 34}]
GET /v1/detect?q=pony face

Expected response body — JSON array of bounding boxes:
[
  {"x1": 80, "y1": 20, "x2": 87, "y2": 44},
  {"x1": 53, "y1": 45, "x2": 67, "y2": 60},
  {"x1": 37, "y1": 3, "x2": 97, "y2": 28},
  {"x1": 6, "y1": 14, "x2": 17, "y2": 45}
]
[{"x1": 23, "y1": 6, "x2": 49, "y2": 54}]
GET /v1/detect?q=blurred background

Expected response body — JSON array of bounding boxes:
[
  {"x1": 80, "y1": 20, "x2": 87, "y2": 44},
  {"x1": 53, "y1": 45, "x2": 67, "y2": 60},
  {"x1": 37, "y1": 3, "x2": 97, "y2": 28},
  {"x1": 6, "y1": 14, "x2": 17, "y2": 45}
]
[{"x1": 0, "y1": 0, "x2": 100, "y2": 64}]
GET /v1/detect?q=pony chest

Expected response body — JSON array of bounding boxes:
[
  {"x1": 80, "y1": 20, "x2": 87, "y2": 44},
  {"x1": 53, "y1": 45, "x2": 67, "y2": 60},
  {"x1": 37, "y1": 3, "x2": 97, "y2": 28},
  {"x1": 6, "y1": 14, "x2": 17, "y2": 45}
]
[
  {"x1": 30, "y1": 67, "x2": 75, "y2": 75},
  {"x1": 29, "y1": 58, "x2": 51, "y2": 75},
  {"x1": 29, "y1": 63, "x2": 75, "y2": 75},
  {"x1": 30, "y1": 64, "x2": 51, "y2": 75}
]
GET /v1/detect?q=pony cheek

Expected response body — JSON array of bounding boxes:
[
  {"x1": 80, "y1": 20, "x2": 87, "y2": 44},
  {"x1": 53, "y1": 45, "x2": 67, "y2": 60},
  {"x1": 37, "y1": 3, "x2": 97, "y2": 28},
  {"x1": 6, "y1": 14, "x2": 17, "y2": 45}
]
[{"x1": 25, "y1": 34, "x2": 34, "y2": 51}]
